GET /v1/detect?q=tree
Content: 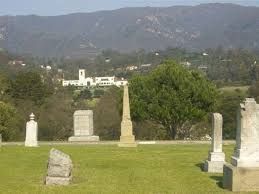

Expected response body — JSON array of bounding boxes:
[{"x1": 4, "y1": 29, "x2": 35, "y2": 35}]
[
  {"x1": 0, "y1": 72, "x2": 11, "y2": 100},
  {"x1": 75, "y1": 89, "x2": 92, "y2": 101},
  {"x1": 0, "y1": 50, "x2": 11, "y2": 65},
  {"x1": 38, "y1": 90, "x2": 74, "y2": 140},
  {"x1": 10, "y1": 71, "x2": 52, "y2": 104},
  {"x1": 0, "y1": 102, "x2": 21, "y2": 141},
  {"x1": 217, "y1": 89, "x2": 245, "y2": 139},
  {"x1": 130, "y1": 60, "x2": 218, "y2": 139},
  {"x1": 94, "y1": 86, "x2": 122, "y2": 140},
  {"x1": 93, "y1": 89, "x2": 105, "y2": 98},
  {"x1": 248, "y1": 81, "x2": 259, "y2": 102}
]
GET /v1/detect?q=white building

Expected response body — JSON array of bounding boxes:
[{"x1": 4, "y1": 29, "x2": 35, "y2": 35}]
[
  {"x1": 46, "y1": 66, "x2": 52, "y2": 70},
  {"x1": 141, "y1": 64, "x2": 152, "y2": 68},
  {"x1": 126, "y1": 65, "x2": 138, "y2": 71},
  {"x1": 62, "y1": 69, "x2": 128, "y2": 87},
  {"x1": 180, "y1": 61, "x2": 192, "y2": 67}
]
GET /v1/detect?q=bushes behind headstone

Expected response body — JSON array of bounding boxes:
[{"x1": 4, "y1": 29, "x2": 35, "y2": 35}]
[
  {"x1": 0, "y1": 101, "x2": 22, "y2": 141},
  {"x1": 94, "y1": 86, "x2": 122, "y2": 140}
]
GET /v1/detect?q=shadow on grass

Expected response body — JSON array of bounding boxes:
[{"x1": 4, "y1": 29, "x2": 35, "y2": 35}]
[
  {"x1": 195, "y1": 163, "x2": 204, "y2": 171},
  {"x1": 210, "y1": 176, "x2": 223, "y2": 189},
  {"x1": 195, "y1": 163, "x2": 224, "y2": 189}
]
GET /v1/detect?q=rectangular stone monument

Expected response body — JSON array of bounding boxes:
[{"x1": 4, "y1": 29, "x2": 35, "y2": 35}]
[
  {"x1": 204, "y1": 113, "x2": 225, "y2": 173},
  {"x1": 25, "y1": 113, "x2": 38, "y2": 147},
  {"x1": 118, "y1": 85, "x2": 137, "y2": 147},
  {"x1": 45, "y1": 148, "x2": 73, "y2": 185},
  {"x1": 68, "y1": 110, "x2": 99, "y2": 142},
  {"x1": 0, "y1": 134, "x2": 2, "y2": 147},
  {"x1": 223, "y1": 98, "x2": 259, "y2": 192}
]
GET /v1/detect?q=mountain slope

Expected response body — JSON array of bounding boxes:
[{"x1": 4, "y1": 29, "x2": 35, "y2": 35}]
[{"x1": 0, "y1": 3, "x2": 259, "y2": 57}]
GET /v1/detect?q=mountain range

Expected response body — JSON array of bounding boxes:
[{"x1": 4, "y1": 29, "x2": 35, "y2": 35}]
[{"x1": 0, "y1": 3, "x2": 259, "y2": 58}]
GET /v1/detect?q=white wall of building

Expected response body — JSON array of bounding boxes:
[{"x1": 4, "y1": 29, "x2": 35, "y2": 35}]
[
  {"x1": 62, "y1": 70, "x2": 128, "y2": 87},
  {"x1": 95, "y1": 77, "x2": 115, "y2": 86}
]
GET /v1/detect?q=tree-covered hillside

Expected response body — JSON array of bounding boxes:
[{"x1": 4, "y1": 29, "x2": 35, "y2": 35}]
[{"x1": 1, "y1": 3, "x2": 259, "y2": 57}]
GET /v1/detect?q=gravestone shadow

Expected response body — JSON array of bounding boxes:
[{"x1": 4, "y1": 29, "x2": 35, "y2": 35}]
[
  {"x1": 210, "y1": 176, "x2": 223, "y2": 189},
  {"x1": 195, "y1": 163, "x2": 204, "y2": 171},
  {"x1": 195, "y1": 163, "x2": 223, "y2": 189}
]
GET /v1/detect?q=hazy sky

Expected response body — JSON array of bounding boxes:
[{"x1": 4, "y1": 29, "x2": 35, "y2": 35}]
[{"x1": 0, "y1": 0, "x2": 259, "y2": 16}]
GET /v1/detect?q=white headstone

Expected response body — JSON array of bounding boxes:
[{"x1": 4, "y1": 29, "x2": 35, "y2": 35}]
[
  {"x1": 204, "y1": 113, "x2": 225, "y2": 173},
  {"x1": 223, "y1": 98, "x2": 259, "y2": 191},
  {"x1": 25, "y1": 113, "x2": 38, "y2": 147},
  {"x1": 231, "y1": 98, "x2": 259, "y2": 167},
  {"x1": 68, "y1": 110, "x2": 99, "y2": 142}
]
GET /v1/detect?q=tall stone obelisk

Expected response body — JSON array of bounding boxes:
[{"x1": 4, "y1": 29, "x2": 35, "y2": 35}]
[{"x1": 118, "y1": 84, "x2": 137, "y2": 147}]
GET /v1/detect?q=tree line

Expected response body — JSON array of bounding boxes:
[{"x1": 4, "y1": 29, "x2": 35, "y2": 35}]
[{"x1": 1, "y1": 48, "x2": 259, "y2": 141}]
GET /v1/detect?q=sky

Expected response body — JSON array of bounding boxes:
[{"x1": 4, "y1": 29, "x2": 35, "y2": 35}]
[{"x1": 0, "y1": 0, "x2": 259, "y2": 16}]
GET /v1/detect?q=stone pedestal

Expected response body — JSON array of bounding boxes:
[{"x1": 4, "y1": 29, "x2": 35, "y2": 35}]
[
  {"x1": 68, "y1": 110, "x2": 99, "y2": 142},
  {"x1": 25, "y1": 113, "x2": 38, "y2": 147},
  {"x1": 204, "y1": 152, "x2": 225, "y2": 173},
  {"x1": 223, "y1": 98, "x2": 259, "y2": 191},
  {"x1": 118, "y1": 85, "x2": 137, "y2": 147},
  {"x1": 204, "y1": 113, "x2": 225, "y2": 173},
  {"x1": 223, "y1": 163, "x2": 259, "y2": 192},
  {"x1": 119, "y1": 133, "x2": 137, "y2": 147}
]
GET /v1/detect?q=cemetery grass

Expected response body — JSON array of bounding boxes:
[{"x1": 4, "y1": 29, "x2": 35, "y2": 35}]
[
  {"x1": 0, "y1": 144, "x2": 236, "y2": 194},
  {"x1": 220, "y1": 85, "x2": 249, "y2": 94}
]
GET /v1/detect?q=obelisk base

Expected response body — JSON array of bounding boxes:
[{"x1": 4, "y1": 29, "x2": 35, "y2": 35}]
[
  {"x1": 25, "y1": 141, "x2": 38, "y2": 147},
  {"x1": 118, "y1": 135, "x2": 137, "y2": 147},
  {"x1": 223, "y1": 163, "x2": 259, "y2": 192},
  {"x1": 68, "y1": 136, "x2": 99, "y2": 142},
  {"x1": 204, "y1": 152, "x2": 225, "y2": 173},
  {"x1": 204, "y1": 160, "x2": 225, "y2": 173}
]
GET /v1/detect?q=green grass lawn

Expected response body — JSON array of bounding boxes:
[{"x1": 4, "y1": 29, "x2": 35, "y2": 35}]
[
  {"x1": 0, "y1": 144, "x2": 238, "y2": 194},
  {"x1": 219, "y1": 85, "x2": 249, "y2": 95}
]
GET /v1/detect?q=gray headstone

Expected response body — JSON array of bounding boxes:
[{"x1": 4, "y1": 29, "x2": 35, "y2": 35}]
[
  {"x1": 204, "y1": 113, "x2": 225, "y2": 173},
  {"x1": 74, "y1": 110, "x2": 93, "y2": 136},
  {"x1": 211, "y1": 113, "x2": 223, "y2": 153},
  {"x1": 68, "y1": 110, "x2": 99, "y2": 142},
  {"x1": 45, "y1": 148, "x2": 73, "y2": 185}
]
